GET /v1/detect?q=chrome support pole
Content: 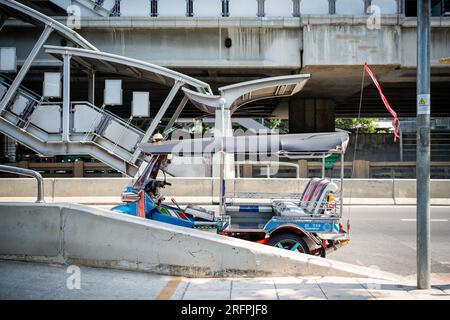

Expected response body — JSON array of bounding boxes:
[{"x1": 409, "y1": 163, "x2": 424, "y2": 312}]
[
  {"x1": 0, "y1": 165, "x2": 44, "y2": 203},
  {"x1": 131, "y1": 80, "x2": 183, "y2": 163},
  {"x1": 163, "y1": 95, "x2": 189, "y2": 135},
  {"x1": 340, "y1": 153, "x2": 344, "y2": 218},
  {"x1": 219, "y1": 98, "x2": 226, "y2": 217},
  {"x1": 416, "y1": 0, "x2": 431, "y2": 290},
  {"x1": 62, "y1": 53, "x2": 71, "y2": 142},
  {"x1": 322, "y1": 156, "x2": 326, "y2": 178}
]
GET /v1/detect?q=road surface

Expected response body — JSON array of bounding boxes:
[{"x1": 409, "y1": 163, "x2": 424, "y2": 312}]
[{"x1": 330, "y1": 206, "x2": 450, "y2": 276}]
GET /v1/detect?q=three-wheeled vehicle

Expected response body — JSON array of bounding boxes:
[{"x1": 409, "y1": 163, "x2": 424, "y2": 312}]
[{"x1": 112, "y1": 132, "x2": 350, "y2": 257}]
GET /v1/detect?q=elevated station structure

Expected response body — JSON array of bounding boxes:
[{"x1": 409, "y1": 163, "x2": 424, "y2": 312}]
[
  {"x1": 1, "y1": 0, "x2": 450, "y2": 172},
  {"x1": 2, "y1": 0, "x2": 448, "y2": 120},
  {"x1": 0, "y1": 0, "x2": 313, "y2": 177}
]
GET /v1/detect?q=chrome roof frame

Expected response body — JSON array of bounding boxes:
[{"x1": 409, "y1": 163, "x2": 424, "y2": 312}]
[{"x1": 44, "y1": 45, "x2": 212, "y2": 92}]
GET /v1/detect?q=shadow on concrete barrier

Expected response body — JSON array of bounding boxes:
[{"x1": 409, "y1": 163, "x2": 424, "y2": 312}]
[
  {"x1": 0, "y1": 178, "x2": 449, "y2": 205},
  {"x1": 0, "y1": 202, "x2": 398, "y2": 280}
]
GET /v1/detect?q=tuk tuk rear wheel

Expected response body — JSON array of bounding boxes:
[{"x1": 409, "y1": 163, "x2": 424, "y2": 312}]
[{"x1": 268, "y1": 233, "x2": 309, "y2": 254}]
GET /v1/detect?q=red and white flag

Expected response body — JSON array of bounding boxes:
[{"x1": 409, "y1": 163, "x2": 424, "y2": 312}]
[{"x1": 364, "y1": 62, "x2": 400, "y2": 142}]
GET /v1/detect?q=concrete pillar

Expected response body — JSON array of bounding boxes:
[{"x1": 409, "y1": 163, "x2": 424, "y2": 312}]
[
  {"x1": 74, "y1": 161, "x2": 84, "y2": 177},
  {"x1": 397, "y1": 0, "x2": 405, "y2": 14},
  {"x1": 298, "y1": 159, "x2": 308, "y2": 178},
  {"x1": 213, "y1": 108, "x2": 235, "y2": 179},
  {"x1": 257, "y1": 0, "x2": 265, "y2": 17},
  {"x1": 364, "y1": 0, "x2": 372, "y2": 13},
  {"x1": 329, "y1": 0, "x2": 336, "y2": 14},
  {"x1": 292, "y1": 0, "x2": 300, "y2": 17},
  {"x1": 242, "y1": 163, "x2": 253, "y2": 178},
  {"x1": 353, "y1": 160, "x2": 370, "y2": 178},
  {"x1": 289, "y1": 99, "x2": 335, "y2": 133}
]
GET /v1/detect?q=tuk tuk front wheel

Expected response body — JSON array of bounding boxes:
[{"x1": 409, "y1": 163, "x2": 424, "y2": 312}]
[{"x1": 267, "y1": 233, "x2": 309, "y2": 254}]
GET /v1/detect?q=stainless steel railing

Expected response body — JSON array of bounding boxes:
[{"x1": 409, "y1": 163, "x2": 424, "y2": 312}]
[{"x1": 0, "y1": 165, "x2": 45, "y2": 203}]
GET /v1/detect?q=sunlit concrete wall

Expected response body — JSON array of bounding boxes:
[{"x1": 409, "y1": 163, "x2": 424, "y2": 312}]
[
  {"x1": 229, "y1": 0, "x2": 258, "y2": 17},
  {"x1": 265, "y1": 0, "x2": 293, "y2": 17},
  {"x1": 120, "y1": 0, "x2": 150, "y2": 17},
  {"x1": 300, "y1": 0, "x2": 329, "y2": 15},
  {"x1": 372, "y1": 0, "x2": 398, "y2": 15},
  {"x1": 336, "y1": 0, "x2": 365, "y2": 15},
  {"x1": 78, "y1": 27, "x2": 302, "y2": 68},
  {"x1": 158, "y1": 0, "x2": 187, "y2": 17},
  {"x1": 194, "y1": 0, "x2": 222, "y2": 17},
  {"x1": 49, "y1": 0, "x2": 399, "y2": 17},
  {"x1": 302, "y1": 23, "x2": 402, "y2": 66}
]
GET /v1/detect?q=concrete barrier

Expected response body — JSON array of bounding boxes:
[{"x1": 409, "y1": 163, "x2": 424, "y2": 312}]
[
  {"x1": 0, "y1": 202, "x2": 397, "y2": 280},
  {"x1": 0, "y1": 178, "x2": 449, "y2": 205},
  {"x1": 394, "y1": 179, "x2": 450, "y2": 205}
]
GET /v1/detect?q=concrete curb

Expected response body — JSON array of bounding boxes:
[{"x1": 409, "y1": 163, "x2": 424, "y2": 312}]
[{"x1": 0, "y1": 202, "x2": 398, "y2": 280}]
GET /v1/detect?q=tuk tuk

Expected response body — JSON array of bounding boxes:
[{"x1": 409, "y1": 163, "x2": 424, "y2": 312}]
[{"x1": 112, "y1": 131, "x2": 350, "y2": 257}]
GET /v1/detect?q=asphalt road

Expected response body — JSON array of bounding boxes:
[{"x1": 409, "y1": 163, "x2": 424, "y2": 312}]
[{"x1": 329, "y1": 206, "x2": 450, "y2": 276}]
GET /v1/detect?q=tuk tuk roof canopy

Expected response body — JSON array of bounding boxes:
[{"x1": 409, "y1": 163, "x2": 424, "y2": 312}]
[{"x1": 140, "y1": 132, "x2": 349, "y2": 156}]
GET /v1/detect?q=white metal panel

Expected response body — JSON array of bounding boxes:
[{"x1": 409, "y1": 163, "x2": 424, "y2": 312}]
[
  {"x1": 103, "y1": 120, "x2": 141, "y2": 151},
  {"x1": 102, "y1": 0, "x2": 116, "y2": 10},
  {"x1": 104, "y1": 80, "x2": 122, "y2": 106},
  {"x1": 29, "y1": 104, "x2": 61, "y2": 133},
  {"x1": 0, "y1": 47, "x2": 17, "y2": 72},
  {"x1": 158, "y1": 0, "x2": 187, "y2": 17},
  {"x1": 9, "y1": 94, "x2": 30, "y2": 115},
  {"x1": 120, "y1": 0, "x2": 150, "y2": 16},
  {"x1": 229, "y1": 0, "x2": 258, "y2": 17},
  {"x1": 300, "y1": 0, "x2": 329, "y2": 15},
  {"x1": 371, "y1": 0, "x2": 397, "y2": 14},
  {"x1": 265, "y1": 0, "x2": 293, "y2": 17},
  {"x1": 43, "y1": 72, "x2": 61, "y2": 98},
  {"x1": 336, "y1": 0, "x2": 365, "y2": 15},
  {"x1": 132, "y1": 91, "x2": 150, "y2": 117},
  {"x1": 73, "y1": 104, "x2": 103, "y2": 132},
  {"x1": 194, "y1": 0, "x2": 222, "y2": 17}
]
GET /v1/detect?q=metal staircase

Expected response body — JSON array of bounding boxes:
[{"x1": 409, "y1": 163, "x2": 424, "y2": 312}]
[{"x1": 0, "y1": 76, "x2": 145, "y2": 176}]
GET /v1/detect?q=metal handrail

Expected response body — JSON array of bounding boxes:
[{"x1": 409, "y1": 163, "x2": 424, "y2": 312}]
[
  {"x1": 70, "y1": 101, "x2": 144, "y2": 135},
  {"x1": 0, "y1": 165, "x2": 45, "y2": 203}
]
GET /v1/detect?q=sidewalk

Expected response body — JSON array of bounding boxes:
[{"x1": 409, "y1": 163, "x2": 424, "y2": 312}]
[
  {"x1": 1, "y1": 260, "x2": 449, "y2": 300},
  {"x1": 171, "y1": 275, "x2": 450, "y2": 300}
]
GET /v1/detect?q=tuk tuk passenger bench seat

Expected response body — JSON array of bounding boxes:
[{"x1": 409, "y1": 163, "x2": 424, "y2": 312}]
[{"x1": 271, "y1": 178, "x2": 338, "y2": 217}]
